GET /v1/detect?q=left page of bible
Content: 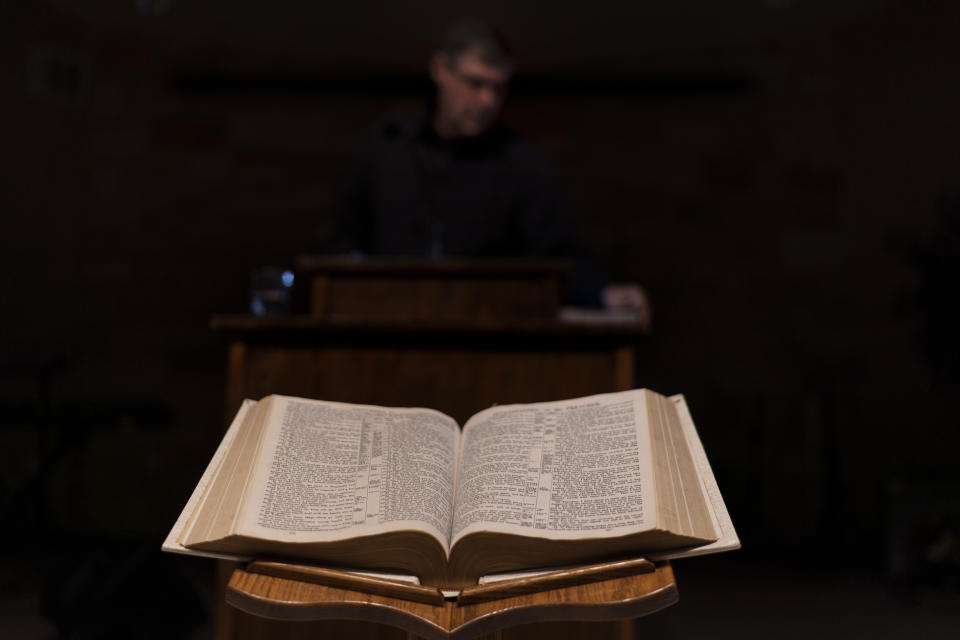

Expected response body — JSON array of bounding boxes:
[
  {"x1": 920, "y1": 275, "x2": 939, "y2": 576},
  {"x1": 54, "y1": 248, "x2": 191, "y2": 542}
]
[{"x1": 234, "y1": 396, "x2": 461, "y2": 553}]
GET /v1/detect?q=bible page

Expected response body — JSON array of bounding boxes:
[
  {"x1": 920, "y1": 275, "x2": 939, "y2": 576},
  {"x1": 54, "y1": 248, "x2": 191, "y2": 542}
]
[
  {"x1": 451, "y1": 390, "x2": 655, "y2": 545},
  {"x1": 237, "y1": 396, "x2": 460, "y2": 552}
]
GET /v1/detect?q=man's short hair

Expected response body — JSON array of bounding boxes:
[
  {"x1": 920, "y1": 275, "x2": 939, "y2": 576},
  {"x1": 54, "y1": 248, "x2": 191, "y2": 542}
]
[{"x1": 438, "y1": 18, "x2": 513, "y2": 70}]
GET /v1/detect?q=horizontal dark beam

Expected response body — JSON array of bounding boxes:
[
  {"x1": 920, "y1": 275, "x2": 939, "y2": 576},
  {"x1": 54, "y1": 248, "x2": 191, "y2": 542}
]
[{"x1": 170, "y1": 71, "x2": 756, "y2": 98}]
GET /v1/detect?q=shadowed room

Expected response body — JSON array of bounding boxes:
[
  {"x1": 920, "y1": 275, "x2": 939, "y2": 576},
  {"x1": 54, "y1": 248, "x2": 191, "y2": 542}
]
[{"x1": 1, "y1": 1, "x2": 959, "y2": 638}]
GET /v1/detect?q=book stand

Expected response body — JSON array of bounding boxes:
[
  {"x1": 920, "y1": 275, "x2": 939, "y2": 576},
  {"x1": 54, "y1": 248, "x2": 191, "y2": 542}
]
[{"x1": 223, "y1": 558, "x2": 677, "y2": 640}]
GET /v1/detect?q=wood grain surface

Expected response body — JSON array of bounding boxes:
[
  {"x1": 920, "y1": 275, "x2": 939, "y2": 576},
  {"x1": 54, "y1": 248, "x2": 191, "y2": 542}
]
[{"x1": 226, "y1": 562, "x2": 677, "y2": 640}]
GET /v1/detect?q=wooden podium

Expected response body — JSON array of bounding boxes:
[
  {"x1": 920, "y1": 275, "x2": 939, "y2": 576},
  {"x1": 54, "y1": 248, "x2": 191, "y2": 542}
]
[
  {"x1": 211, "y1": 257, "x2": 654, "y2": 639},
  {"x1": 215, "y1": 257, "x2": 648, "y2": 424}
]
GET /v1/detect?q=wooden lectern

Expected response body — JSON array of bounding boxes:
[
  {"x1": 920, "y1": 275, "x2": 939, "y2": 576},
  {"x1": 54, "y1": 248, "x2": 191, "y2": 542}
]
[
  {"x1": 214, "y1": 257, "x2": 648, "y2": 424},
  {"x1": 211, "y1": 257, "x2": 656, "y2": 639}
]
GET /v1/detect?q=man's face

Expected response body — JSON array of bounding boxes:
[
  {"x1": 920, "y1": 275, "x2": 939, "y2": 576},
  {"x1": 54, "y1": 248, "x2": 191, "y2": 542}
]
[{"x1": 431, "y1": 48, "x2": 511, "y2": 139}]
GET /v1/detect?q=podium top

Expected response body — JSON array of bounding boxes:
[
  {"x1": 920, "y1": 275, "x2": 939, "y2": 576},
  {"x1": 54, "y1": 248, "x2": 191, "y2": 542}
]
[
  {"x1": 295, "y1": 255, "x2": 577, "y2": 322},
  {"x1": 296, "y1": 255, "x2": 574, "y2": 277}
]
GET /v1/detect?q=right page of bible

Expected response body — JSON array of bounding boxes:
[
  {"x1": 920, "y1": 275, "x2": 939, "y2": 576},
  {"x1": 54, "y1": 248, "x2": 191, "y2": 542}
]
[{"x1": 451, "y1": 390, "x2": 657, "y2": 545}]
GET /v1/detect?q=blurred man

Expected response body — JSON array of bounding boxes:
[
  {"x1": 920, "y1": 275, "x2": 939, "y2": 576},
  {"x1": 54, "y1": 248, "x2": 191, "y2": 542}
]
[{"x1": 334, "y1": 19, "x2": 646, "y2": 313}]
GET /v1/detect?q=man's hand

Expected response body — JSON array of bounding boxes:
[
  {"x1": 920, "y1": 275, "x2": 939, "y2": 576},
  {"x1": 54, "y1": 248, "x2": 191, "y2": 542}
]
[{"x1": 602, "y1": 284, "x2": 652, "y2": 330}]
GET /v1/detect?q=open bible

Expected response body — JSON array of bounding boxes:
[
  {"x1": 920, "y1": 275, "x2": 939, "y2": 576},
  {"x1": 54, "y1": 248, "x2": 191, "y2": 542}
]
[{"x1": 164, "y1": 389, "x2": 738, "y2": 588}]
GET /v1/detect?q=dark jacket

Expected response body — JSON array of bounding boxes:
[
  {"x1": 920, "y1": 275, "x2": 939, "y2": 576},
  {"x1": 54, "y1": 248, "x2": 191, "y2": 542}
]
[{"x1": 333, "y1": 112, "x2": 605, "y2": 305}]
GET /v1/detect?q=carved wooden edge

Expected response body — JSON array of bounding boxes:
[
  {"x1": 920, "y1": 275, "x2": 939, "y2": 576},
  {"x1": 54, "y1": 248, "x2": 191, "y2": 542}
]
[
  {"x1": 247, "y1": 560, "x2": 445, "y2": 605},
  {"x1": 226, "y1": 563, "x2": 677, "y2": 640},
  {"x1": 457, "y1": 557, "x2": 654, "y2": 604},
  {"x1": 226, "y1": 571, "x2": 452, "y2": 639},
  {"x1": 450, "y1": 575, "x2": 678, "y2": 640}
]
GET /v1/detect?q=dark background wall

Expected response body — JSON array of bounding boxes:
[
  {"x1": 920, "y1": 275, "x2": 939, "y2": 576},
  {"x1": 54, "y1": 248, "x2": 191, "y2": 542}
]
[{"x1": 2, "y1": 0, "x2": 958, "y2": 636}]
